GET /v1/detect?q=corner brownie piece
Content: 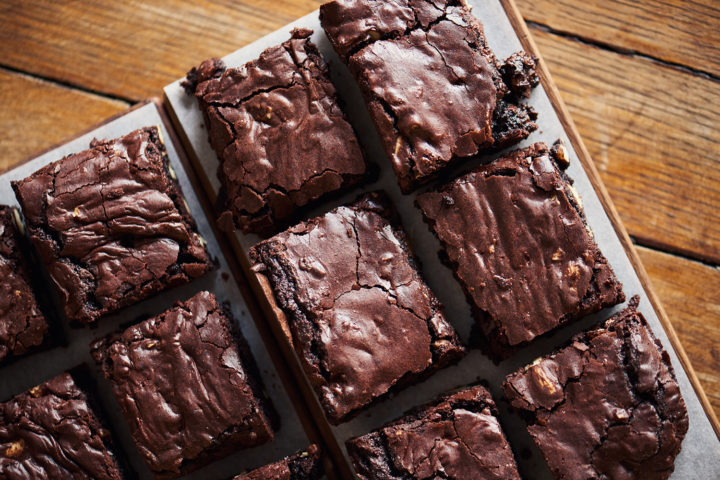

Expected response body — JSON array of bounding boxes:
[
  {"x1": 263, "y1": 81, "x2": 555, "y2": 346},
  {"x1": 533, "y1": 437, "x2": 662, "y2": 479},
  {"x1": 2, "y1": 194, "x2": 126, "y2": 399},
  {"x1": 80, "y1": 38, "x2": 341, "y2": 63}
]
[
  {"x1": 12, "y1": 126, "x2": 214, "y2": 324},
  {"x1": 91, "y1": 291, "x2": 274, "y2": 479},
  {"x1": 503, "y1": 297, "x2": 689, "y2": 480},
  {"x1": 320, "y1": 0, "x2": 538, "y2": 192},
  {"x1": 347, "y1": 384, "x2": 520, "y2": 480},
  {"x1": 183, "y1": 28, "x2": 368, "y2": 235},
  {"x1": 0, "y1": 206, "x2": 49, "y2": 363},
  {"x1": 0, "y1": 371, "x2": 124, "y2": 479},
  {"x1": 233, "y1": 445, "x2": 323, "y2": 480},
  {"x1": 250, "y1": 192, "x2": 465, "y2": 424},
  {"x1": 416, "y1": 143, "x2": 624, "y2": 359}
]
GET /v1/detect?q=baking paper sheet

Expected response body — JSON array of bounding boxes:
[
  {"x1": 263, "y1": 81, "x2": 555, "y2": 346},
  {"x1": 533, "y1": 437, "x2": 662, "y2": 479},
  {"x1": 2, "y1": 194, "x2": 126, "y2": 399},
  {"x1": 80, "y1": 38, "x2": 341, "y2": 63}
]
[
  {"x1": 0, "y1": 102, "x2": 311, "y2": 479},
  {"x1": 163, "y1": 1, "x2": 720, "y2": 477}
]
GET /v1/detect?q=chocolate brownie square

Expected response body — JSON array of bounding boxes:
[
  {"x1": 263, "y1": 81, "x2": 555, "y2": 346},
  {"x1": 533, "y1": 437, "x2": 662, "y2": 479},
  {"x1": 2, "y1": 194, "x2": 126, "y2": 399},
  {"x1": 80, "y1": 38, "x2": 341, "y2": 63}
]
[
  {"x1": 12, "y1": 126, "x2": 214, "y2": 324},
  {"x1": 233, "y1": 445, "x2": 323, "y2": 480},
  {"x1": 346, "y1": 384, "x2": 521, "y2": 479},
  {"x1": 91, "y1": 291, "x2": 274, "y2": 479},
  {"x1": 503, "y1": 297, "x2": 689, "y2": 480},
  {"x1": 0, "y1": 206, "x2": 49, "y2": 363},
  {"x1": 250, "y1": 192, "x2": 465, "y2": 424},
  {"x1": 0, "y1": 371, "x2": 125, "y2": 479},
  {"x1": 416, "y1": 142, "x2": 624, "y2": 359},
  {"x1": 320, "y1": 0, "x2": 538, "y2": 192},
  {"x1": 183, "y1": 28, "x2": 368, "y2": 235}
]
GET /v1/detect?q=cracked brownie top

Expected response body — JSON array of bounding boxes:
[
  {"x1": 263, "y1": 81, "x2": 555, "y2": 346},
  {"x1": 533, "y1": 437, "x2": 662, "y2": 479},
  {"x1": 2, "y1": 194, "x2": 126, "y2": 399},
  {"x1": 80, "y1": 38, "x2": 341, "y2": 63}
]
[
  {"x1": 91, "y1": 291, "x2": 274, "y2": 479},
  {"x1": 0, "y1": 371, "x2": 124, "y2": 480},
  {"x1": 0, "y1": 205, "x2": 49, "y2": 363},
  {"x1": 416, "y1": 142, "x2": 624, "y2": 359},
  {"x1": 346, "y1": 384, "x2": 520, "y2": 480},
  {"x1": 233, "y1": 444, "x2": 323, "y2": 480},
  {"x1": 250, "y1": 192, "x2": 465, "y2": 424},
  {"x1": 183, "y1": 28, "x2": 368, "y2": 235},
  {"x1": 320, "y1": 0, "x2": 538, "y2": 192},
  {"x1": 503, "y1": 297, "x2": 689, "y2": 480},
  {"x1": 11, "y1": 126, "x2": 214, "y2": 324}
]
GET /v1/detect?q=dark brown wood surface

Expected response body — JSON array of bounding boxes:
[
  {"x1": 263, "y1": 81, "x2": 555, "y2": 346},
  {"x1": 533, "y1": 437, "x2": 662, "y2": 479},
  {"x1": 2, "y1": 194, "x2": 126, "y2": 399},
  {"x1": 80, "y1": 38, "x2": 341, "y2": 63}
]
[{"x1": 1, "y1": 0, "x2": 718, "y2": 420}]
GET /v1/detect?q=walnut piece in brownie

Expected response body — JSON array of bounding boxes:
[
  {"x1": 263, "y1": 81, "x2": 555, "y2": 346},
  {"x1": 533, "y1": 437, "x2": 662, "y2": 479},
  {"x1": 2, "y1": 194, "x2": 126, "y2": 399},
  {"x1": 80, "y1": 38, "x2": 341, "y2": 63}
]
[
  {"x1": 416, "y1": 142, "x2": 624, "y2": 360},
  {"x1": 91, "y1": 291, "x2": 274, "y2": 479},
  {"x1": 250, "y1": 192, "x2": 465, "y2": 424},
  {"x1": 503, "y1": 297, "x2": 689, "y2": 480},
  {"x1": 183, "y1": 28, "x2": 368, "y2": 235},
  {"x1": 12, "y1": 126, "x2": 214, "y2": 324},
  {"x1": 233, "y1": 445, "x2": 323, "y2": 480},
  {"x1": 320, "y1": 0, "x2": 538, "y2": 192},
  {"x1": 0, "y1": 372, "x2": 124, "y2": 480},
  {"x1": 0, "y1": 206, "x2": 49, "y2": 363},
  {"x1": 347, "y1": 384, "x2": 521, "y2": 480}
]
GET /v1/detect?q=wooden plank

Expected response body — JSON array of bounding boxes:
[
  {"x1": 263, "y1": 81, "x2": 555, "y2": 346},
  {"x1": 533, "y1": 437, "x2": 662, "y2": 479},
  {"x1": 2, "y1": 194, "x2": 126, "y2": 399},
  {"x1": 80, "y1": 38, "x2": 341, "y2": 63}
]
[
  {"x1": 530, "y1": 27, "x2": 720, "y2": 264},
  {"x1": 638, "y1": 245, "x2": 720, "y2": 420},
  {"x1": 0, "y1": 0, "x2": 323, "y2": 101},
  {"x1": 515, "y1": 0, "x2": 720, "y2": 78},
  {"x1": 0, "y1": 68, "x2": 128, "y2": 172}
]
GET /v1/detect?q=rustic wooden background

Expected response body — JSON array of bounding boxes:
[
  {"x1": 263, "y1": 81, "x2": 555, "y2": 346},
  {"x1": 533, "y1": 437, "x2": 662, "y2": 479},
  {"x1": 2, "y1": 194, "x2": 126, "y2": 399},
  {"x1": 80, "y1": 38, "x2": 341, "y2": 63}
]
[{"x1": 0, "y1": 0, "x2": 718, "y2": 418}]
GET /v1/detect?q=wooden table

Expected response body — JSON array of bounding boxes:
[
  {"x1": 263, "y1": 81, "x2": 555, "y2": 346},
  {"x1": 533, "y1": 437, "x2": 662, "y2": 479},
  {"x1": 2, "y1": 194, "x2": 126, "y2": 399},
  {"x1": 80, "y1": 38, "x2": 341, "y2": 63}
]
[{"x1": 1, "y1": 0, "x2": 718, "y2": 420}]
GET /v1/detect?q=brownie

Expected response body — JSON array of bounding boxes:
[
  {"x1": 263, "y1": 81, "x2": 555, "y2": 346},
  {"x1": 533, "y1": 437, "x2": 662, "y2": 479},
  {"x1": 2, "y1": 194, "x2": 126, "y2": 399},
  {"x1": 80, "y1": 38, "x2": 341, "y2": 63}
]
[
  {"x1": 416, "y1": 142, "x2": 624, "y2": 359},
  {"x1": 12, "y1": 126, "x2": 214, "y2": 324},
  {"x1": 503, "y1": 297, "x2": 689, "y2": 480},
  {"x1": 233, "y1": 445, "x2": 323, "y2": 480},
  {"x1": 250, "y1": 192, "x2": 465, "y2": 424},
  {"x1": 91, "y1": 291, "x2": 274, "y2": 479},
  {"x1": 0, "y1": 371, "x2": 124, "y2": 479},
  {"x1": 183, "y1": 28, "x2": 368, "y2": 235},
  {"x1": 320, "y1": 0, "x2": 538, "y2": 193},
  {"x1": 346, "y1": 384, "x2": 521, "y2": 479},
  {"x1": 0, "y1": 206, "x2": 49, "y2": 362}
]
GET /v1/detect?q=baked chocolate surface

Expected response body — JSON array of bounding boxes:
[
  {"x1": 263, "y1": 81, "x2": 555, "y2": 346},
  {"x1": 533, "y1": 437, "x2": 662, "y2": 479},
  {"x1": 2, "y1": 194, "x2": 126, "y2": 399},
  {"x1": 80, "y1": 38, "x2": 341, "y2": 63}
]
[
  {"x1": 416, "y1": 142, "x2": 624, "y2": 359},
  {"x1": 0, "y1": 372, "x2": 124, "y2": 479},
  {"x1": 320, "y1": 0, "x2": 538, "y2": 192},
  {"x1": 12, "y1": 126, "x2": 214, "y2": 324},
  {"x1": 0, "y1": 206, "x2": 49, "y2": 362},
  {"x1": 91, "y1": 291, "x2": 274, "y2": 479},
  {"x1": 250, "y1": 192, "x2": 465, "y2": 424},
  {"x1": 503, "y1": 297, "x2": 689, "y2": 480},
  {"x1": 347, "y1": 384, "x2": 521, "y2": 480},
  {"x1": 233, "y1": 445, "x2": 323, "y2": 480},
  {"x1": 184, "y1": 28, "x2": 368, "y2": 235}
]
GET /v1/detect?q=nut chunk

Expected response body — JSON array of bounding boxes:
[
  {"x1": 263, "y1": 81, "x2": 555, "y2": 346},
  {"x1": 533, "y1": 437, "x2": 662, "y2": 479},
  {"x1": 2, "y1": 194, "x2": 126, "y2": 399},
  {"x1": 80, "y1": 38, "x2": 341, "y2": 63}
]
[
  {"x1": 346, "y1": 384, "x2": 521, "y2": 480},
  {"x1": 183, "y1": 28, "x2": 368, "y2": 235},
  {"x1": 503, "y1": 297, "x2": 689, "y2": 480},
  {"x1": 250, "y1": 192, "x2": 465, "y2": 424},
  {"x1": 12, "y1": 127, "x2": 214, "y2": 324},
  {"x1": 92, "y1": 291, "x2": 275, "y2": 479},
  {"x1": 417, "y1": 142, "x2": 624, "y2": 360}
]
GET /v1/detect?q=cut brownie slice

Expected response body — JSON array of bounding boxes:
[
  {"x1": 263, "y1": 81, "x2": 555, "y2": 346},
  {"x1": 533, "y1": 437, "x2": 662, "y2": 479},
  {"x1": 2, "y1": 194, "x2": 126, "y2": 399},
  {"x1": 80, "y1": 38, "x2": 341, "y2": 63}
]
[
  {"x1": 416, "y1": 142, "x2": 624, "y2": 360},
  {"x1": 250, "y1": 192, "x2": 465, "y2": 424},
  {"x1": 503, "y1": 297, "x2": 689, "y2": 480},
  {"x1": 0, "y1": 206, "x2": 49, "y2": 363},
  {"x1": 91, "y1": 291, "x2": 274, "y2": 479},
  {"x1": 12, "y1": 126, "x2": 214, "y2": 324},
  {"x1": 183, "y1": 28, "x2": 368, "y2": 235},
  {"x1": 346, "y1": 384, "x2": 521, "y2": 480},
  {"x1": 0, "y1": 371, "x2": 125, "y2": 479},
  {"x1": 320, "y1": 0, "x2": 538, "y2": 192},
  {"x1": 233, "y1": 445, "x2": 323, "y2": 480}
]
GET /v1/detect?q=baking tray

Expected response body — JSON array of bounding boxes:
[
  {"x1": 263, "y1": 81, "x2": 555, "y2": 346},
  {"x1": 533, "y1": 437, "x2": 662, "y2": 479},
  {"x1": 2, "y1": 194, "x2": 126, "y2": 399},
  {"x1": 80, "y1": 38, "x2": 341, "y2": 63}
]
[
  {"x1": 163, "y1": 1, "x2": 720, "y2": 478},
  {"x1": 0, "y1": 100, "x2": 329, "y2": 480}
]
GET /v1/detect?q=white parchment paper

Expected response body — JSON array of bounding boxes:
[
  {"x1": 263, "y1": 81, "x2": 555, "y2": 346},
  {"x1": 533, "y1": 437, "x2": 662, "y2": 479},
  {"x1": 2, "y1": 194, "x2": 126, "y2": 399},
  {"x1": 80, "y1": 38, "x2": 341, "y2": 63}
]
[{"x1": 163, "y1": 2, "x2": 720, "y2": 478}]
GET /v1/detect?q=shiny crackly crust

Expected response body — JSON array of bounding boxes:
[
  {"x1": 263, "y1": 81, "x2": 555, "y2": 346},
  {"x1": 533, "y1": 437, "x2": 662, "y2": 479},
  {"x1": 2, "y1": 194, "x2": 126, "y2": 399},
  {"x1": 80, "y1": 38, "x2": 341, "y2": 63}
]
[{"x1": 233, "y1": 444, "x2": 323, "y2": 480}]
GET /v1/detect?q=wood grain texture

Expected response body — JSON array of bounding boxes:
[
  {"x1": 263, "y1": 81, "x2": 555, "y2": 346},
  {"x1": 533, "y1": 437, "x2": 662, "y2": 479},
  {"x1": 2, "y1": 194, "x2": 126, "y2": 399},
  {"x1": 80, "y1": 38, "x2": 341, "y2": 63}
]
[
  {"x1": 530, "y1": 27, "x2": 720, "y2": 264},
  {"x1": 638, "y1": 246, "x2": 720, "y2": 419},
  {"x1": 516, "y1": 0, "x2": 720, "y2": 77},
  {"x1": 0, "y1": 68, "x2": 127, "y2": 172}
]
